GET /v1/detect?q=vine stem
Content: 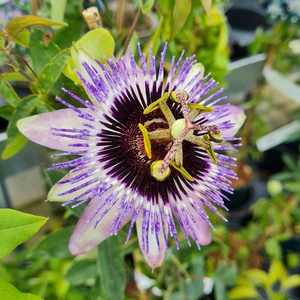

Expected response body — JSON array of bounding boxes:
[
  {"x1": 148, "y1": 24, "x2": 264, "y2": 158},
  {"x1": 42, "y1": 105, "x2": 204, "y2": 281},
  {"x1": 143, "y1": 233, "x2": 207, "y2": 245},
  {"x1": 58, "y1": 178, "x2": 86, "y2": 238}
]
[
  {"x1": 7, "y1": 53, "x2": 36, "y2": 82},
  {"x1": 121, "y1": 7, "x2": 142, "y2": 56}
]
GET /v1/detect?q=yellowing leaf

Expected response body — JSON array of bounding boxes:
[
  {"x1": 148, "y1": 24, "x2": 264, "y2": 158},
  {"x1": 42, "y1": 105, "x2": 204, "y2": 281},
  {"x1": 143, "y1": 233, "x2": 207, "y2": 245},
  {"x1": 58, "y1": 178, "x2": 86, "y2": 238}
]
[
  {"x1": 268, "y1": 259, "x2": 288, "y2": 285},
  {"x1": 6, "y1": 15, "x2": 67, "y2": 48},
  {"x1": 228, "y1": 286, "x2": 258, "y2": 299},
  {"x1": 282, "y1": 275, "x2": 300, "y2": 289},
  {"x1": 200, "y1": 0, "x2": 212, "y2": 19},
  {"x1": 63, "y1": 28, "x2": 115, "y2": 84},
  {"x1": 6, "y1": 15, "x2": 67, "y2": 31},
  {"x1": 243, "y1": 269, "x2": 268, "y2": 287}
]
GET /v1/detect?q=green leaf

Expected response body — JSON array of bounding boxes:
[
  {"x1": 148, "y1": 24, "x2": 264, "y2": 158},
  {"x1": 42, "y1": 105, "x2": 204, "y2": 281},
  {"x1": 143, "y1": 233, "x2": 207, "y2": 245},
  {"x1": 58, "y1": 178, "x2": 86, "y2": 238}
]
[
  {"x1": 214, "y1": 279, "x2": 227, "y2": 300},
  {"x1": 0, "y1": 105, "x2": 14, "y2": 121},
  {"x1": 98, "y1": 235, "x2": 125, "y2": 300},
  {"x1": 282, "y1": 275, "x2": 300, "y2": 289},
  {"x1": 214, "y1": 261, "x2": 237, "y2": 286},
  {"x1": 6, "y1": 94, "x2": 40, "y2": 139},
  {"x1": 3, "y1": 72, "x2": 33, "y2": 82},
  {"x1": 0, "y1": 78, "x2": 21, "y2": 107},
  {"x1": 51, "y1": 0, "x2": 68, "y2": 24},
  {"x1": 38, "y1": 48, "x2": 69, "y2": 94},
  {"x1": 265, "y1": 238, "x2": 282, "y2": 259},
  {"x1": 30, "y1": 28, "x2": 60, "y2": 74},
  {"x1": 34, "y1": 226, "x2": 75, "y2": 259},
  {"x1": 284, "y1": 181, "x2": 300, "y2": 192},
  {"x1": 0, "y1": 277, "x2": 42, "y2": 300},
  {"x1": 171, "y1": 0, "x2": 192, "y2": 38},
  {"x1": 1, "y1": 132, "x2": 28, "y2": 160},
  {"x1": 184, "y1": 257, "x2": 204, "y2": 299},
  {"x1": 228, "y1": 286, "x2": 258, "y2": 299},
  {"x1": 139, "y1": 0, "x2": 155, "y2": 14},
  {"x1": 0, "y1": 209, "x2": 47, "y2": 259},
  {"x1": 66, "y1": 260, "x2": 97, "y2": 286},
  {"x1": 282, "y1": 153, "x2": 297, "y2": 171},
  {"x1": 63, "y1": 28, "x2": 114, "y2": 84},
  {"x1": 2, "y1": 94, "x2": 48, "y2": 159},
  {"x1": 271, "y1": 172, "x2": 293, "y2": 181}
]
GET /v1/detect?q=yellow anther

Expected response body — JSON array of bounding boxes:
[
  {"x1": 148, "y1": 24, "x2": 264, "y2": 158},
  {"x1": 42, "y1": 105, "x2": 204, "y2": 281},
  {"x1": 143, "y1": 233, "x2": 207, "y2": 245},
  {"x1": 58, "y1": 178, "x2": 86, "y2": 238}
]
[
  {"x1": 188, "y1": 103, "x2": 214, "y2": 112},
  {"x1": 203, "y1": 135, "x2": 217, "y2": 164},
  {"x1": 170, "y1": 162, "x2": 194, "y2": 182},
  {"x1": 143, "y1": 92, "x2": 169, "y2": 115},
  {"x1": 138, "y1": 123, "x2": 152, "y2": 159},
  {"x1": 151, "y1": 160, "x2": 171, "y2": 181},
  {"x1": 170, "y1": 90, "x2": 189, "y2": 103}
]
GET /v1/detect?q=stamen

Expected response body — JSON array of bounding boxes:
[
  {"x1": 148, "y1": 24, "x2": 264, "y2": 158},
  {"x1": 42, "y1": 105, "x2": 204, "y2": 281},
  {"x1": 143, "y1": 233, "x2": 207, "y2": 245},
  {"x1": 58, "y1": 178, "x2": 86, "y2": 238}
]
[
  {"x1": 148, "y1": 129, "x2": 171, "y2": 140},
  {"x1": 174, "y1": 144, "x2": 183, "y2": 167},
  {"x1": 203, "y1": 135, "x2": 217, "y2": 164},
  {"x1": 170, "y1": 162, "x2": 194, "y2": 181},
  {"x1": 143, "y1": 92, "x2": 168, "y2": 114},
  {"x1": 138, "y1": 123, "x2": 152, "y2": 159},
  {"x1": 158, "y1": 101, "x2": 175, "y2": 126},
  {"x1": 188, "y1": 103, "x2": 214, "y2": 112}
]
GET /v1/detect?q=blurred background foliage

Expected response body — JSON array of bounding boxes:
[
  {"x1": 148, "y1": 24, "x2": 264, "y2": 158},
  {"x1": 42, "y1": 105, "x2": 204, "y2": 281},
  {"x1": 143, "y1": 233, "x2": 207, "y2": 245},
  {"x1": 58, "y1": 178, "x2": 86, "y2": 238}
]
[{"x1": 0, "y1": 0, "x2": 300, "y2": 299}]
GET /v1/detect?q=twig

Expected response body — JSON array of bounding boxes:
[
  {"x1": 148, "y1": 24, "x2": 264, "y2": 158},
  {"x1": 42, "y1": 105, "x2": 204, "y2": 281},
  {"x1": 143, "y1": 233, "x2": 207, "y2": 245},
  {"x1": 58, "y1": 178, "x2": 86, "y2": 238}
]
[{"x1": 121, "y1": 7, "x2": 141, "y2": 56}]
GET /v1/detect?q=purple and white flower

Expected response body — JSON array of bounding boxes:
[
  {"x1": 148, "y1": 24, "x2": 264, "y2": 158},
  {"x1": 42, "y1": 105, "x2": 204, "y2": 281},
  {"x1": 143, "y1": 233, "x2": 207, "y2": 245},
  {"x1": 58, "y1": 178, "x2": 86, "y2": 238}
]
[{"x1": 18, "y1": 44, "x2": 245, "y2": 268}]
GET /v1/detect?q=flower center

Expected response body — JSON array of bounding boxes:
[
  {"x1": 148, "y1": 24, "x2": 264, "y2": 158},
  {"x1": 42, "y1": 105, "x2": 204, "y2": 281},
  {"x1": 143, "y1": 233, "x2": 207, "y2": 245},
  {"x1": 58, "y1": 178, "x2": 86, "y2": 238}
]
[{"x1": 138, "y1": 90, "x2": 223, "y2": 182}]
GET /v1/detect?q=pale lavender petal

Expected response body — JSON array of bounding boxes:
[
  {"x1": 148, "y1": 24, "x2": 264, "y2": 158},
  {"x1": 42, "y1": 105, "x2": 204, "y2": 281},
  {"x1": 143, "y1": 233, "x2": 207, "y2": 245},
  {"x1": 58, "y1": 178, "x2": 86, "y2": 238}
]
[
  {"x1": 17, "y1": 109, "x2": 92, "y2": 151},
  {"x1": 47, "y1": 166, "x2": 101, "y2": 202},
  {"x1": 220, "y1": 105, "x2": 246, "y2": 137},
  {"x1": 136, "y1": 208, "x2": 167, "y2": 269},
  {"x1": 186, "y1": 201, "x2": 212, "y2": 245},
  {"x1": 69, "y1": 194, "x2": 133, "y2": 255}
]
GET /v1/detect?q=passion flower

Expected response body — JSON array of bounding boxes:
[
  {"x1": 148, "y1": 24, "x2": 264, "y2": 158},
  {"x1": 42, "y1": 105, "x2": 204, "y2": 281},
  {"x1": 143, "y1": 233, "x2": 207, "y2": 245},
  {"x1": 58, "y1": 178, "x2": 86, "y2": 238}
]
[{"x1": 18, "y1": 44, "x2": 245, "y2": 268}]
